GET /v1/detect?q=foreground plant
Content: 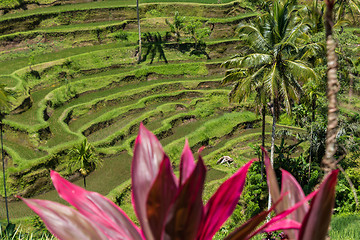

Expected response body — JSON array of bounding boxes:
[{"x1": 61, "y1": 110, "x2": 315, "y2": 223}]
[
  {"x1": 21, "y1": 124, "x2": 338, "y2": 240},
  {"x1": 262, "y1": 147, "x2": 338, "y2": 240}
]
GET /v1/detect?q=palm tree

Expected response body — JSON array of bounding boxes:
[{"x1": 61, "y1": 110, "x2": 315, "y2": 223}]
[
  {"x1": 302, "y1": 0, "x2": 325, "y2": 34},
  {"x1": 334, "y1": 0, "x2": 360, "y2": 24},
  {"x1": 225, "y1": 0, "x2": 316, "y2": 165},
  {"x1": 223, "y1": 1, "x2": 316, "y2": 225},
  {"x1": 68, "y1": 139, "x2": 102, "y2": 189},
  {"x1": 0, "y1": 84, "x2": 10, "y2": 224}
]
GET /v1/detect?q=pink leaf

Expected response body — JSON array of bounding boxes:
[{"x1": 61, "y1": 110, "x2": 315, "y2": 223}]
[
  {"x1": 146, "y1": 156, "x2": 178, "y2": 240},
  {"x1": 281, "y1": 170, "x2": 309, "y2": 222},
  {"x1": 224, "y1": 194, "x2": 285, "y2": 240},
  {"x1": 165, "y1": 155, "x2": 206, "y2": 240},
  {"x1": 264, "y1": 219, "x2": 301, "y2": 232},
  {"x1": 179, "y1": 139, "x2": 196, "y2": 185},
  {"x1": 51, "y1": 171, "x2": 143, "y2": 240},
  {"x1": 280, "y1": 169, "x2": 309, "y2": 239},
  {"x1": 224, "y1": 207, "x2": 272, "y2": 240},
  {"x1": 132, "y1": 123, "x2": 174, "y2": 239},
  {"x1": 197, "y1": 160, "x2": 254, "y2": 240},
  {"x1": 262, "y1": 147, "x2": 281, "y2": 210},
  {"x1": 249, "y1": 190, "x2": 318, "y2": 239},
  {"x1": 21, "y1": 198, "x2": 107, "y2": 240},
  {"x1": 298, "y1": 170, "x2": 339, "y2": 240}
]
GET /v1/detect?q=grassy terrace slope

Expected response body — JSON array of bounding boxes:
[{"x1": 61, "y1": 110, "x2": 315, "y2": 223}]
[{"x1": 0, "y1": 0, "x2": 306, "y2": 220}]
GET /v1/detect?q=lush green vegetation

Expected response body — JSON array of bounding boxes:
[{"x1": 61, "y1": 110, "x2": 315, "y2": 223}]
[{"x1": 0, "y1": 0, "x2": 360, "y2": 238}]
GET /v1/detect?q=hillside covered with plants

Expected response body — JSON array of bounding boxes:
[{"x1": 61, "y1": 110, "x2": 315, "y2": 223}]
[{"x1": 0, "y1": 0, "x2": 360, "y2": 238}]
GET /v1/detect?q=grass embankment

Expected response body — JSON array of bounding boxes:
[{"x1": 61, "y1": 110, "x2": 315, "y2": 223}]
[{"x1": 0, "y1": 0, "x2": 247, "y2": 22}]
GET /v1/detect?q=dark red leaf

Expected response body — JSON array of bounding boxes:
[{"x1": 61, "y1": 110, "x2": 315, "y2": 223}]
[
  {"x1": 197, "y1": 160, "x2": 254, "y2": 240},
  {"x1": 51, "y1": 171, "x2": 143, "y2": 240},
  {"x1": 22, "y1": 198, "x2": 107, "y2": 240},
  {"x1": 298, "y1": 170, "x2": 339, "y2": 240},
  {"x1": 164, "y1": 155, "x2": 206, "y2": 240},
  {"x1": 146, "y1": 156, "x2": 178, "y2": 240}
]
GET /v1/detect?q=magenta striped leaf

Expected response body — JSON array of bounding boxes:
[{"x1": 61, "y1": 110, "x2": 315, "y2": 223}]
[
  {"x1": 280, "y1": 169, "x2": 309, "y2": 239},
  {"x1": 280, "y1": 169, "x2": 309, "y2": 222},
  {"x1": 264, "y1": 219, "x2": 301, "y2": 232},
  {"x1": 248, "y1": 190, "x2": 317, "y2": 239},
  {"x1": 132, "y1": 123, "x2": 173, "y2": 240},
  {"x1": 22, "y1": 198, "x2": 107, "y2": 240},
  {"x1": 179, "y1": 139, "x2": 196, "y2": 185},
  {"x1": 224, "y1": 207, "x2": 271, "y2": 240},
  {"x1": 262, "y1": 147, "x2": 282, "y2": 211},
  {"x1": 197, "y1": 160, "x2": 254, "y2": 240},
  {"x1": 298, "y1": 170, "x2": 339, "y2": 240},
  {"x1": 146, "y1": 156, "x2": 178, "y2": 240},
  {"x1": 51, "y1": 171, "x2": 143, "y2": 240},
  {"x1": 165, "y1": 155, "x2": 206, "y2": 240}
]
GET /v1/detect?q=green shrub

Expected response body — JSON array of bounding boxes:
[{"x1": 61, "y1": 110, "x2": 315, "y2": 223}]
[
  {"x1": 0, "y1": 0, "x2": 22, "y2": 8},
  {"x1": 112, "y1": 30, "x2": 129, "y2": 41}
]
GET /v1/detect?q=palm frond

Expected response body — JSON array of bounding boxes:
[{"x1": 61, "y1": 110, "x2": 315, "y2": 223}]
[
  {"x1": 241, "y1": 53, "x2": 273, "y2": 68},
  {"x1": 222, "y1": 56, "x2": 245, "y2": 69},
  {"x1": 284, "y1": 59, "x2": 317, "y2": 82},
  {"x1": 238, "y1": 25, "x2": 270, "y2": 53},
  {"x1": 264, "y1": 63, "x2": 279, "y2": 100},
  {"x1": 222, "y1": 69, "x2": 247, "y2": 85}
]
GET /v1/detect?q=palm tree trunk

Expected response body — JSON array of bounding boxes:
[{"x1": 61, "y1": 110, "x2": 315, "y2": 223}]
[
  {"x1": 261, "y1": 104, "x2": 266, "y2": 180},
  {"x1": 83, "y1": 176, "x2": 87, "y2": 189},
  {"x1": 309, "y1": 97, "x2": 316, "y2": 179},
  {"x1": 267, "y1": 105, "x2": 277, "y2": 221},
  {"x1": 349, "y1": 72, "x2": 354, "y2": 101},
  {"x1": 1, "y1": 122, "x2": 10, "y2": 224},
  {"x1": 322, "y1": 0, "x2": 339, "y2": 176},
  {"x1": 312, "y1": 96, "x2": 316, "y2": 123},
  {"x1": 137, "y1": 0, "x2": 142, "y2": 63},
  {"x1": 309, "y1": 124, "x2": 313, "y2": 179}
]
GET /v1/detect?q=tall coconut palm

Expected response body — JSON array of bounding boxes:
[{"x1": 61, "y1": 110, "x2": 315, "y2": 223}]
[
  {"x1": 224, "y1": 0, "x2": 316, "y2": 165},
  {"x1": 68, "y1": 139, "x2": 102, "y2": 189},
  {"x1": 223, "y1": 1, "x2": 316, "y2": 227},
  {"x1": 0, "y1": 84, "x2": 10, "y2": 224}
]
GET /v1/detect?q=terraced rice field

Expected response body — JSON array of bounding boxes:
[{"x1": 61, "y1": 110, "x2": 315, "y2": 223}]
[{"x1": 0, "y1": 0, "x2": 305, "y2": 220}]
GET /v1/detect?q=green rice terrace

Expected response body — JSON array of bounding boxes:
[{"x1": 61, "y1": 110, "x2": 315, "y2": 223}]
[{"x1": 0, "y1": 0, "x2": 360, "y2": 238}]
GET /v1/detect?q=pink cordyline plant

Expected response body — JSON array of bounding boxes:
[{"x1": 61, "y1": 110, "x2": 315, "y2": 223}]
[{"x1": 21, "y1": 124, "x2": 338, "y2": 240}]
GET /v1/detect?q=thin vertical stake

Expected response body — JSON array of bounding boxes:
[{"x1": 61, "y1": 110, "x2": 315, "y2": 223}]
[{"x1": 1, "y1": 123, "x2": 9, "y2": 225}]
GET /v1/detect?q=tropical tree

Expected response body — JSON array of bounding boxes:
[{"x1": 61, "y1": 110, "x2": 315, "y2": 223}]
[
  {"x1": 302, "y1": 0, "x2": 325, "y2": 34},
  {"x1": 165, "y1": 11, "x2": 185, "y2": 43},
  {"x1": 184, "y1": 19, "x2": 211, "y2": 49},
  {"x1": 0, "y1": 85, "x2": 10, "y2": 224},
  {"x1": 68, "y1": 139, "x2": 102, "y2": 189},
  {"x1": 334, "y1": 0, "x2": 360, "y2": 24},
  {"x1": 223, "y1": 0, "x2": 317, "y2": 213},
  {"x1": 224, "y1": 0, "x2": 316, "y2": 166}
]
